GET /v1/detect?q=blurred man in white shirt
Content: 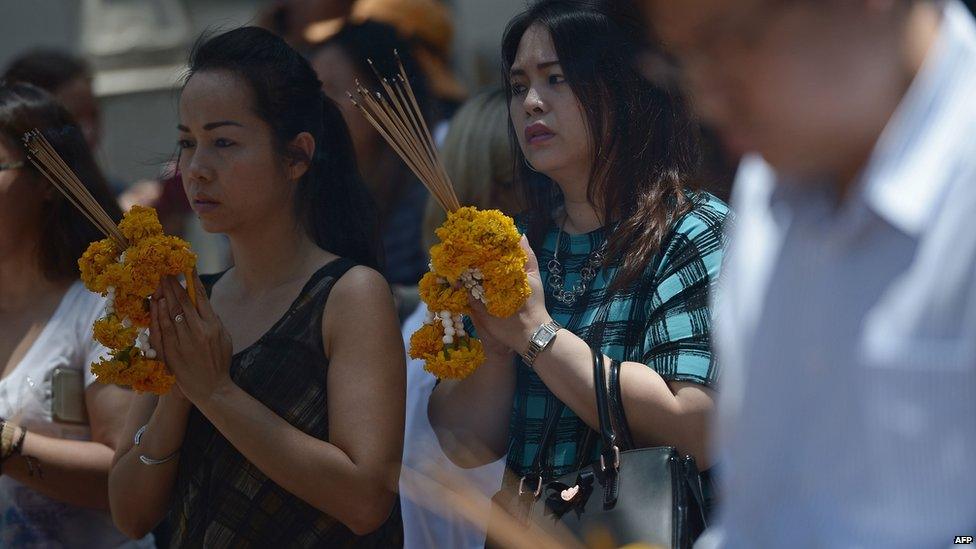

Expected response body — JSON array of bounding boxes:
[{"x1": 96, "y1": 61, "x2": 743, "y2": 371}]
[{"x1": 642, "y1": 1, "x2": 976, "y2": 547}]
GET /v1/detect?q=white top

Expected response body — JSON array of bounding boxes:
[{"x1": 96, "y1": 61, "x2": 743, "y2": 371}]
[
  {"x1": 703, "y1": 2, "x2": 976, "y2": 548},
  {"x1": 0, "y1": 281, "x2": 153, "y2": 548},
  {"x1": 399, "y1": 304, "x2": 505, "y2": 549}
]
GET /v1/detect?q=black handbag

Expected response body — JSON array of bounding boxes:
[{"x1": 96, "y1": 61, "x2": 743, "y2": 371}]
[{"x1": 487, "y1": 346, "x2": 708, "y2": 548}]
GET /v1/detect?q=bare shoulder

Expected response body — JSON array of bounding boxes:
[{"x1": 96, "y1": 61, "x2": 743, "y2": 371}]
[
  {"x1": 328, "y1": 265, "x2": 393, "y2": 310},
  {"x1": 321, "y1": 265, "x2": 398, "y2": 348}
]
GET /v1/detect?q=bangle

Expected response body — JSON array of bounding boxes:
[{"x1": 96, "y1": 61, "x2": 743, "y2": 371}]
[
  {"x1": 134, "y1": 424, "x2": 180, "y2": 465},
  {"x1": 0, "y1": 419, "x2": 6, "y2": 474},
  {"x1": 0, "y1": 420, "x2": 16, "y2": 461},
  {"x1": 12, "y1": 426, "x2": 26, "y2": 456}
]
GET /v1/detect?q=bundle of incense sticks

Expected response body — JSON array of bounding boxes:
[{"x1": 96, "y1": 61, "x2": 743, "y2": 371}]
[
  {"x1": 23, "y1": 129, "x2": 197, "y2": 306},
  {"x1": 23, "y1": 129, "x2": 127, "y2": 249},
  {"x1": 348, "y1": 52, "x2": 461, "y2": 213}
]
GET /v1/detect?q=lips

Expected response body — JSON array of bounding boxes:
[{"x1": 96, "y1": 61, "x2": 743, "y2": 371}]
[
  {"x1": 192, "y1": 194, "x2": 220, "y2": 214},
  {"x1": 525, "y1": 122, "x2": 555, "y2": 145}
]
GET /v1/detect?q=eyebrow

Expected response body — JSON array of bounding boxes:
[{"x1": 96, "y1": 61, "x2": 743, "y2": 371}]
[
  {"x1": 176, "y1": 120, "x2": 244, "y2": 132},
  {"x1": 509, "y1": 60, "x2": 561, "y2": 76}
]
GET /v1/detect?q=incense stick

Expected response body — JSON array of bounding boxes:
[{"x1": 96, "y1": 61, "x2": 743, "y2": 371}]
[
  {"x1": 23, "y1": 130, "x2": 128, "y2": 248},
  {"x1": 23, "y1": 129, "x2": 198, "y2": 308},
  {"x1": 349, "y1": 54, "x2": 461, "y2": 213}
]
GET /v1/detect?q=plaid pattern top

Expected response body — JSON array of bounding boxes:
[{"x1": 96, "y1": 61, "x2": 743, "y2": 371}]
[
  {"x1": 508, "y1": 192, "x2": 730, "y2": 479},
  {"x1": 168, "y1": 259, "x2": 402, "y2": 548}
]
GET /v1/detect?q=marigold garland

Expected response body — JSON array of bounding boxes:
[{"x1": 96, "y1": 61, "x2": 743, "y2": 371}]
[
  {"x1": 422, "y1": 338, "x2": 485, "y2": 380},
  {"x1": 408, "y1": 312, "x2": 485, "y2": 381},
  {"x1": 418, "y1": 272, "x2": 470, "y2": 314},
  {"x1": 411, "y1": 207, "x2": 530, "y2": 380},
  {"x1": 80, "y1": 206, "x2": 194, "y2": 394},
  {"x1": 90, "y1": 347, "x2": 176, "y2": 394},
  {"x1": 92, "y1": 316, "x2": 139, "y2": 349}
]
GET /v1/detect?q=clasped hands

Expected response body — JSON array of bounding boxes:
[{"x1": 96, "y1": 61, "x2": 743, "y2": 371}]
[{"x1": 149, "y1": 272, "x2": 233, "y2": 405}]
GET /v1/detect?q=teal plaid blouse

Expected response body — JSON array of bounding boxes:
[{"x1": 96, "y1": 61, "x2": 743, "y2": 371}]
[{"x1": 508, "y1": 192, "x2": 730, "y2": 478}]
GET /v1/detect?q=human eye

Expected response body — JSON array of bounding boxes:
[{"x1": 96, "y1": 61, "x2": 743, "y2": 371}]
[
  {"x1": 510, "y1": 81, "x2": 528, "y2": 96},
  {"x1": 214, "y1": 137, "x2": 236, "y2": 148},
  {"x1": 548, "y1": 73, "x2": 565, "y2": 85},
  {"x1": 177, "y1": 139, "x2": 195, "y2": 149}
]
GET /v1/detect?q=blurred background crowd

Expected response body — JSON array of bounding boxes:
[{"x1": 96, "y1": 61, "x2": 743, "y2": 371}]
[
  {"x1": 0, "y1": 0, "x2": 750, "y2": 279},
  {"x1": 1, "y1": 0, "x2": 613, "y2": 276}
]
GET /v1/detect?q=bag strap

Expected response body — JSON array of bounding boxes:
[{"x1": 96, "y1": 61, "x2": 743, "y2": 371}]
[
  {"x1": 592, "y1": 347, "x2": 617, "y2": 456},
  {"x1": 519, "y1": 401, "x2": 565, "y2": 497},
  {"x1": 607, "y1": 352, "x2": 708, "y2": 523},
  {"x1": 608, "y1": 359, "x2": 635, "y2": 450},
  {"x1": 683, "y1": 456, "x2": 709, "y2": 528},
  {"x1": 592, "y1": 346, "x2": 621, "y2": 508}
]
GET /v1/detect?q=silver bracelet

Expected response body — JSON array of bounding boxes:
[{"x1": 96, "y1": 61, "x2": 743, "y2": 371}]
[{"x1": 134, "y1": 424, "x2": 180, "y2": 465}]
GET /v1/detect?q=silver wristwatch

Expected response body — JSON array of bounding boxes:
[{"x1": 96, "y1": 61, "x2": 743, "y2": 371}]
[{"x1": 523, "y1": 320, "x2": 561, "y2": 367}]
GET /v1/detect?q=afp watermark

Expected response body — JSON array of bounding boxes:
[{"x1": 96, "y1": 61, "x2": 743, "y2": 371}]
[{"x1": 955, "y1": 536, "x2": 974, "y2": 544}]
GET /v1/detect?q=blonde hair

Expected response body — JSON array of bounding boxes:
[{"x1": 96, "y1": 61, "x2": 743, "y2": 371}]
[{"x1": 423, "y1": 89, "x2": 521, "y2": 249}]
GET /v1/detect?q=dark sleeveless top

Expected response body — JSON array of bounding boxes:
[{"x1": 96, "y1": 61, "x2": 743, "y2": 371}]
[{"x1": 168, "y1": 259, "x2": 403, "y2": 548}]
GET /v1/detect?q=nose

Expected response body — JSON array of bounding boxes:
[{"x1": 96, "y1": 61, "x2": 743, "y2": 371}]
[
  {"x1": 183, "y1": 148, "x2": 216, "y2": 185},
  {"x1": 522, "y1": 86, "x2": 546, "y2": 117}
]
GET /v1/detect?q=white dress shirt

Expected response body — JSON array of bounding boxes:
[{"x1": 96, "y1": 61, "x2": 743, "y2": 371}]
[{"x1": 705, "y1": 2, "x2": 976, "y2": 547}]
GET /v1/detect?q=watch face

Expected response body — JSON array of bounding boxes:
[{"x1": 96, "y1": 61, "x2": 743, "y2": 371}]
[{"x1": 532, "y1": 326, "x2": 553, "y2": 347}]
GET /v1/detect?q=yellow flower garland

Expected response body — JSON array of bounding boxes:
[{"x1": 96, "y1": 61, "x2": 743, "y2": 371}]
[
  {"x1": 412, "y1": 207, "x2": 530, "y2": 380},
  {"x1": 423, "y1": 339, "x2": 485, "y2": 381},
  {"x1": 408, "y1": 321, "x2": 485, "y2": 381},
  {"x1": 80, "y1": 206, "x2": 194, "y2": 394},
  {"x1": 418, "y1": 272, "x2": 470, "y2": 314},
  {"x1": 92, "y1": 316, "x2": 139, "y2": 349}
]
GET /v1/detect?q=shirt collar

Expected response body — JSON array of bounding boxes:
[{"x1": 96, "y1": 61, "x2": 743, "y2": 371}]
[{"x1": 858, "y1": 0, "x2": 976, "y2": 236}]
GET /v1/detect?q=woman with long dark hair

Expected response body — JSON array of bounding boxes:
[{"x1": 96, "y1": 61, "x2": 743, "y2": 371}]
[
  {"x1": 429, "y1": 0, "x2": 730, "y2": 514},
  {"x1": 108, "y1": 27, "x2": 405, "y2": 546},
  {"x1": 0, "y1": 83, "x2": 147, "y2": 547}
]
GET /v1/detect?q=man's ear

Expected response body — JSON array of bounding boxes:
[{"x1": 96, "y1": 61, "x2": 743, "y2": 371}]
[{"x1": 287, "y1": 131, "x2": 316, "y2": 181}]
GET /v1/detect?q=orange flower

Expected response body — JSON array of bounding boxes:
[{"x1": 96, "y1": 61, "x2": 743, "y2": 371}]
[
  {"x1": 125, "y1": 235, "x2": 196, "y2": 297},
  {"x1": 118, "y1": 205, "x2": 163, "y2": 242},
  {"x1": 90, "y1": 356, "x2": 127, "y2": 386},
  {"x1": 423, "y1": 338, "x2": 485, "y2": 380},
  {"x1": 114, "y1": 292, "x2": 150, "y2": 328},
  {"x1": 409, "y1": 323, "x2": 444, "y2": 360},
  {"x1": 90, "y1": 348, "x2": 175, "y2": 395},
  {"x1": 93, "y1": 316, "x2": 138, "y2": 349},
  {"x1": 127, "y1": 353, "x2": 176, "y2": 395},
  {"x1": 78, "y1": 238, "x2": 121, "y2": 293},
  {"x1": 418, "y1": 272, "x2": 470, "y2": 315}
]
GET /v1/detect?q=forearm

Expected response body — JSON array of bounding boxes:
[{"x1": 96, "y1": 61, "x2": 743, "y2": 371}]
[
  {"x1": 532, "y1": 330, "x2": 712, "y2": 464},
  {"x1": 428, "y1": 351, "x2": 517, "y2": 467},
  {"x1": 109, "y1": 393, "x2": 191, "y2": 538},
  {"x1": 2, "y1": 431, "x2": 114, "y2": 509},
  {"x1": 196, "y1": 382, "x2": 397, "y2": 534}
]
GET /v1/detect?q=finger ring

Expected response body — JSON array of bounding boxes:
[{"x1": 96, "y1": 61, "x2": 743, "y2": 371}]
[{"x1": 174, "y1": 313, "x2": 185, "y2": 323}]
